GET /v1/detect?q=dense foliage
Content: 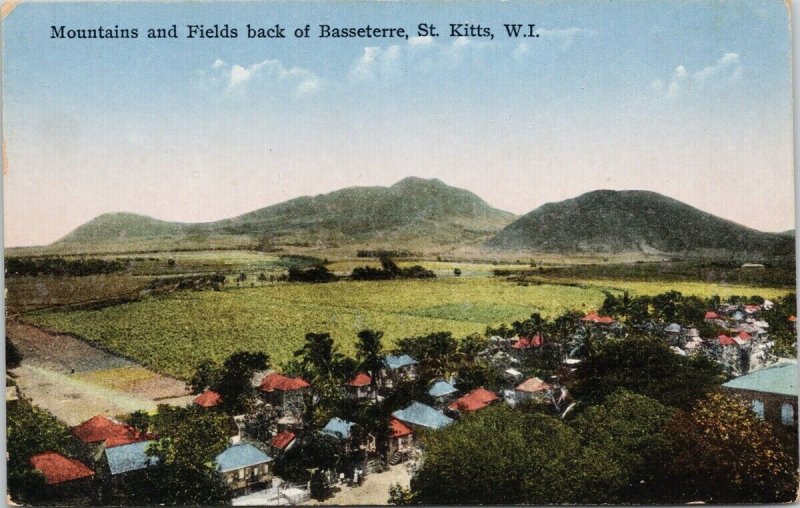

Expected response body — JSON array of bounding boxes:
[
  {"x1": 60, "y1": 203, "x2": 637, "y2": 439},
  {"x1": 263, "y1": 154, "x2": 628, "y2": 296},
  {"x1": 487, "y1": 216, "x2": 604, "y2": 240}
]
[
  {"x1": 351, "y1": 257, "x2": 435, "y2": 280},
  {"x1": 6, "y1": 256, "x2": 125, "y2": 277}
]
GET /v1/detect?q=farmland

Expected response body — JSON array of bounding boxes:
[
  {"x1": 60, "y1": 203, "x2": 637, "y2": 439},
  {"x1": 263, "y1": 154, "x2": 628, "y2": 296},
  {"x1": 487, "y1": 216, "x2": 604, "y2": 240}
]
[{"x1": 24, "y1": 274, "x2": 791, "y2": 380}]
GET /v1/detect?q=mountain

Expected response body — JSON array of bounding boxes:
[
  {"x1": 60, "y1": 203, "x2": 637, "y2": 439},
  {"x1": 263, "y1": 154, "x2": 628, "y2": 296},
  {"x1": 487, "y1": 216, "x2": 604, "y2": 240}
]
[
  {"x1": 55, "y1": 177, "x2": 517, "y2": 250},
  {"x1": 486, "y1": 190, "x2": 794, "y2": 256}
]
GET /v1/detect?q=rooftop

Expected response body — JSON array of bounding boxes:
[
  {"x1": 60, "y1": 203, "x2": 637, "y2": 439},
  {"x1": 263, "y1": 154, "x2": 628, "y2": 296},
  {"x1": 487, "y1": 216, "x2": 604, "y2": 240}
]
[
  {"x1": 105, "y1": 440, "x2": 158, "y2": 475},
  {"x1": 516, "y1": 377, "x2": 552, "y2": 393},
  {"x1": 346, "y1": 373, "x2": 372, "y2": 387},
  {"x1": 271, "y1": 430, "x2": 296, "y2": 450},
  {"x1": 722, "y1": 361, "x2": 797, "y2": 397},
  {"x1": 193, "y1": 390, "x2": 222, "y2": 408},
  {"x1": 448, "y1": 387, "x2": 500, "y2": 412},
  {"x1": 384, "y1": 354, "x2": 418, "y2": 370},
  {"x1": 392, "y1": 402, "x2": 453, "y2": 430},
  {"x1": 321, "y1": 417, "x2": 355, "y2": 440},
  {"x1": 72, "y1": 415, "x2": 140, "y2": 447},
  {"x1": 428, "y1": 380, "x2": 458, "y2": 398},
  {"x1": 259, "y1": 373, "x2": 311, "y2": 392},
  {"x1": 30, "y1": 452, "x2": 94, "y2": 485}
]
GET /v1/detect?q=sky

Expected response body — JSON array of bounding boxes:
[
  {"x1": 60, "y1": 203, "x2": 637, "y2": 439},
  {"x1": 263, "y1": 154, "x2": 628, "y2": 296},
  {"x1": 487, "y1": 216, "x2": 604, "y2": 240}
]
[{"x1": 2, "y1": 0, "x2": 794, "y2": 247}]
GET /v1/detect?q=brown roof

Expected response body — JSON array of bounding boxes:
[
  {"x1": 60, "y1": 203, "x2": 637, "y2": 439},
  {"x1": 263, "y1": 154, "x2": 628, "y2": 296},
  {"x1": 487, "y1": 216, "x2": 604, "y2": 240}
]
[
  {"x1": 193, "y1": 390, "x2": 223, "y2": 408},
  {"x1": 516, "y1": 377, "x2": 552, "y2": 393},
  {"x1": 259, "y1": 373, "x2": 311, "y2": 392},
  {"x1": 72, "y1": 415, "x2": 140, "y2": 446},
  {"x1": 448, "y1": 387, "x2": 500, "y2": 412},
  {"x1": 30, "y1": 452, "x2": 94, "y2": 485}
]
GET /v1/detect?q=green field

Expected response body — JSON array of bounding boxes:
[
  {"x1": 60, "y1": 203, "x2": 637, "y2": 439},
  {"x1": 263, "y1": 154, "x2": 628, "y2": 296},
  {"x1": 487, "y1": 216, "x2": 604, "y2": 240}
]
[{"x1": 25, "y1": 276, "x2": 791, "y2": 380}]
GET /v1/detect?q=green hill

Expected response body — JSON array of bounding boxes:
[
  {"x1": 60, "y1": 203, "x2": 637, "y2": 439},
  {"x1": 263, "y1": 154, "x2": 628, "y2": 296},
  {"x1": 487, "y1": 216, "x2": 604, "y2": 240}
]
[
  {"x1": 485, "y1": 190, "x2": 794, "y2": 257},
  {"x1": 54, "y1": 177, "x2": 516, "y2": 251}
]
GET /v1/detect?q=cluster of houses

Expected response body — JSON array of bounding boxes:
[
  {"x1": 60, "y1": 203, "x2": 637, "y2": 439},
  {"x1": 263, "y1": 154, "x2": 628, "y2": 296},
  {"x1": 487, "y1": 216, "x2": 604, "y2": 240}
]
[{"x1": 21, "y1": 302, "x2": 797, "y2": 504}]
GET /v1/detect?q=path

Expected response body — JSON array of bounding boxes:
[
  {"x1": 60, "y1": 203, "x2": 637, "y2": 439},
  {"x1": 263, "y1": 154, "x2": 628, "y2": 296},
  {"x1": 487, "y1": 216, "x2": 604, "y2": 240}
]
[
  {"x1": 311, "y1": 464, "x2": 412, "y2": 506},
  {"x1": 7, "y1": 320, "x2": 194, "y2": 425}
]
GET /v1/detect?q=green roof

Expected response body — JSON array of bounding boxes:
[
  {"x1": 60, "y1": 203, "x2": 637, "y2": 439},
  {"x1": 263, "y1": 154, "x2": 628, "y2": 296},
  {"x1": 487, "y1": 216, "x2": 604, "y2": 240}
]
[{"x1": 722, "y1": 362, "x2": 797, "y2": 396}]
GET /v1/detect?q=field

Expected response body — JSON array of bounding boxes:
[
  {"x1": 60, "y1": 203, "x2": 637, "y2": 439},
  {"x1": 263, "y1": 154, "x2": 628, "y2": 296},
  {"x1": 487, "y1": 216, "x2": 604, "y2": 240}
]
[{"x1": 24, "y1": 275, "x2": 792, "y2": 380}]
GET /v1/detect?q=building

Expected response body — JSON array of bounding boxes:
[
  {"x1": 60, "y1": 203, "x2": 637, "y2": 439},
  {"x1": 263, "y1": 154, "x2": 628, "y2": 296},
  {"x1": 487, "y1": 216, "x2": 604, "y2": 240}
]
[
  {"x1": 581, "y1": 311, "x2": 615, "y2": 325},
  {"x1": 73, "y1": 415, "x2": 144, "y2": 460},
  {"x1": 383, "y1": 355, "x2": 419, "y2": 387},
  {"x1": 104, "y1": 441, "x2": 159, "y2": 477},
  {"x1": 388, "y1": 419, "x2": 414, "y2": 464},
  {"x1": 30, "y1": 452, "x2": 94, "y2": 485},
  {"x1": 392, "y1": 402, "x2": 453, "y2": 430},
  {"x1": 448, "y1": 387, "x2": 500, "y2": 414},
  {"x1": 345, "y1": 373, "x2": 375, "y2": 399},
  {"x1": 722, "y1": 361, "x2": 797, "y2": 434},
  {"x1": 427, "y1": 380, "x2": 458, "y2": 406},
  {"x1": 193, "y1": 390, "x2": 223, "y2": 408},
  {"x1": 270, "y1": 430, "x2": 297, "y2": 456},
  {"x1": 515, "y1": 377, "x2": 553, "y2": 403},
  {"x1": 512, "y1": 333, "x2": 543, "y2": 350},
  {"x1": 258, "y1": 373, "x2": 311, "y2": 413},
  {"x1": 215, "y1": 443, "x2": 273, "y2": 493}
]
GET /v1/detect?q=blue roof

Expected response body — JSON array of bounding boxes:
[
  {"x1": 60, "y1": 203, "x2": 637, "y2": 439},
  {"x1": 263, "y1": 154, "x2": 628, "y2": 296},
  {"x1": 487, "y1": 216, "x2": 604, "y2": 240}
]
[
  {"x1": 105, "y1": 441, "x2": 158, "y2": 475},
  {"x1": 428, "y1": 380, "x2": 458, "y2": 398},
  {"x1": 385, "y1": 354, "x2": 418, "y2": 370},
  {"x1": 215, "y1": 444, "x2": 273, "y2": 473},
  {"x1": 392, "y1": 402, "x2": 453, "y2": 430},
  {"x1": 722, "y1": 361, "x2": 797, "y2": 396},
  {"x1": 321, "y1": 417, "x2": 355, "y2": 440}
]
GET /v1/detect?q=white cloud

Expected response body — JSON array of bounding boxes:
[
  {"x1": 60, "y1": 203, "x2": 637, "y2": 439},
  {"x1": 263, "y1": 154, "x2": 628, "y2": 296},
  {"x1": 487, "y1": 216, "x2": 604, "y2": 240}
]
[
  {"x1": 653, "y1": 53, "x2": 741, "y2": 98},
  {"x1": 211, "y1": 58, "x2": 323, "y2": 96}
]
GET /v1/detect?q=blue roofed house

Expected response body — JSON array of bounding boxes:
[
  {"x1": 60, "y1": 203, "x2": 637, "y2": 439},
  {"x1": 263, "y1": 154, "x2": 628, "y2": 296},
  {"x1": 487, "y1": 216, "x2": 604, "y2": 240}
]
[
  {"x1": 321, "y1": 417, "x2": 373, "y2": 453},
  {"x1": 428, "y1": 380, "x2": 459, "y2": 407},
  {"x1": 383, "y1": 354, "x2": 419, "y2": 388},
  {"x1": 722, "y1": 361, "x2": 797, "y2": 446},
  {"x1": 104, "y1": 441, "x2": 159, "y2": 477},
  {"x1": 215, "y1": 443, "x2": 273, "y2": 493},
  {"x1": 392, "y1": 402, "x2": 453, "y2": 431}
]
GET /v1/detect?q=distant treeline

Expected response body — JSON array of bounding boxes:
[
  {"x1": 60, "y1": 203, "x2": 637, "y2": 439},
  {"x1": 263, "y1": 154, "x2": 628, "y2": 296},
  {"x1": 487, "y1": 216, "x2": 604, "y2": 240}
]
[
  {"x1": 6, "y1": 256, "x2": 125, "y2": 277},
  {"x1": 287, "y1": 266, "x2": 338, "y2": 283},
  {"x1": 351, "y1": 257, "x2": 435, "y2": 280},
  {"x1": 356, "y1": 249, "x2": 419, "y2": 258}
]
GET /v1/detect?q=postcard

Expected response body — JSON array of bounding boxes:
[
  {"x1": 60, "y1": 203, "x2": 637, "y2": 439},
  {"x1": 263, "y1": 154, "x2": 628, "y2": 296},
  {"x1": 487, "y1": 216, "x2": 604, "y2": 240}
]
[{"x1": 3, "y1": 0, "x2": 798, "y2": 505}]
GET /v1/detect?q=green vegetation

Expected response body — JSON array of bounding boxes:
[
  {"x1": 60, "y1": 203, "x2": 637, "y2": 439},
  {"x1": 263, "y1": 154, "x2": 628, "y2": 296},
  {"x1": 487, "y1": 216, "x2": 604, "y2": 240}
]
[
  {"x1": 487, "y1": 189, "x2": 793, "y2": 256},
  {"x1": 26, "y1": 276, "x2": 791, "y2": 380}
]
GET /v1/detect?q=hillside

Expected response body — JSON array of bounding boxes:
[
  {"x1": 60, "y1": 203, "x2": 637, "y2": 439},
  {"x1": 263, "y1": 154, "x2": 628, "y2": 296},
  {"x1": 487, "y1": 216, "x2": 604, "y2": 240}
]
[
  {"x1": 53, "y1": 177, "x2": 516, "y2": 251},
  {"x1": 486, "y1": 190, "x2": 794, "y2": 257}
]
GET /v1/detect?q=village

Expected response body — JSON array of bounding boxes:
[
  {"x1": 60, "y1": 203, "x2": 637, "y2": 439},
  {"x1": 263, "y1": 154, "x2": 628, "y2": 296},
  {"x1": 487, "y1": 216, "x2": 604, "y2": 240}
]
[{"x1": 7, "y1": 290, "x2": 798, "y2": 505}]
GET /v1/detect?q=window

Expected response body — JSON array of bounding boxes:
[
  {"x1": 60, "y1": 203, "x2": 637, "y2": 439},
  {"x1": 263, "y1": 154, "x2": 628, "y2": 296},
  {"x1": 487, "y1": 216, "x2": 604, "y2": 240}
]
[
  {"x1": 752, "y1": 399, "x2": 765, "y2": 418},
  {"x1": 781, "y1": 403, "x2": 795, "y2": 426},
  {"x1": 239, "y1": 469, "x2": 245, "y2": 480}
]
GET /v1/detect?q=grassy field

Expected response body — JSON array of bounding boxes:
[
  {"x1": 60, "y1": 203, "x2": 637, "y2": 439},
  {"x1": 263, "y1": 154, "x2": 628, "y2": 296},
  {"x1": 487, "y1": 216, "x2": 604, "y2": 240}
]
[{"x1": 25, "y1": 276, "x2": 791, "y2": 380}]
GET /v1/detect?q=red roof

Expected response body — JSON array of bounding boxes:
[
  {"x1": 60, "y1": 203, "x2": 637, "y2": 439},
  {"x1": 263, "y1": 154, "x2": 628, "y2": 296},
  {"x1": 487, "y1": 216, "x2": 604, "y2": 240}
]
[
  {"x1": 512, "y1": 333, "x2": 543, "y2": 349},
  {"x1": 582, "y1": 311, "x2": 615, "y2": 324},
  {"x1": 718, "y1": 334, "x2": 737, "y2": 346},
  {"x1": 705, "y1": 311, "x2": 721, "y2": 319},
  {"x1": 390, "y1": 418, "x2": 413, "y2": 438},
  {"x1": 271, "y1": 430, "x2": 297, "y2": 450},
  {"x1": 193, "y1": 390, "x2": 222, "y2": 408},
  {"x1": 346, "y1": 373, "x2": 372, "y2": 387},
  {"x1": 72, "y1": 415, "x2": 140, "y2": 446},
  {"x1": 259, "y1": 373, "x2": 311, "y2": 392},
  {"x1": 448, "y1": 387, "x2": 500, "y2": 412},
  {"x1": 737, "y1": 331, "x2": 752, "y2": 341},
  {"x1": 790, "y1": 315, "x2": 797, "y2": 322},
  {"x1": 516, "y1": 377, "x2": 552, "y2": 393},
  {"x1": 30, "y1": 452, "x2": 94, "y2": 485}
]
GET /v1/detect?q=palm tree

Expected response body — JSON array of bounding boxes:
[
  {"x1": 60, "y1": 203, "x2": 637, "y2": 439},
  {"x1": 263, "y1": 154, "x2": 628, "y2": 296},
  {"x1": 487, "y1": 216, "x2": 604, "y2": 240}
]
[
  {"x1": 356, "y1": 329, "x2": 384, "y2": 398},
  {"x1": 294, "y1": 332, "x2": 343, "y2": 382}
]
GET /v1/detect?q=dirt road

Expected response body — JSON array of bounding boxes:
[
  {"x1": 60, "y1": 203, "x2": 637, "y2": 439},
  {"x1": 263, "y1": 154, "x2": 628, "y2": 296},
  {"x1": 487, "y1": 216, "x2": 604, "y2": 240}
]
[
  {"x1": 7, "y1": 320, "x2": 193, "y2": 425},
  {"x1": 311, "y1": 464, "x2": 412, "y2": 506}
]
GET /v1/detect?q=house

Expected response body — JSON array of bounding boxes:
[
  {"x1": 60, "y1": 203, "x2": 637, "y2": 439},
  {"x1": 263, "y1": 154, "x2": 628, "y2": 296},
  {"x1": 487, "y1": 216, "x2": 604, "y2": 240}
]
[
  {"x1": 31, "y1": 452, "x2": 94, "y2": 485},
  {"x1": 503, "y1": 368, "x2": 524, "y2": 383},
  {"x1": 392, "y1": 402, "x2": 453, "y2": 430},
  {"x1": 515, "y1": 377, "x2": 553, "y2": 403},
  {"x1": 270, "y1": 430, "x2": 297, "y2": 456},
  {"x1": 73, "y1": 415, "x2": 144, "y2": 460},
  {"x1": 428, "y1": 380, "x2": 458, "y2": 406},
  {"x1": 512, "y1": 333, "x2": 543, "y2": 350},
  {"x1": 193, "y1": 390, "x2": 223, "y2": 408},
  {"x1": 104, "y1": 441, "x2": 159, "y2": 476},
  {"x1": 345, "y1": 373, "x2": 375, "y2": 399},
  {"x1": 705, "y1": 311, "x2": 721, "y2": 320},
  {"x1": 383, "y1": 355, "x2": 419, "y2": 387},
  {"x1": 215, "y1": 443, "x2": 273, "y2": 493},
  {"x1": 258, "y1": 373, "x2": 311, "y2": 413},
  {"x1": 447, "y1": 387, "x2": 500, "y2": 414},
  {"x1": 722, "y1": 361, "x2": 797, "y2": 444},
  {"x1": 581, "y1": 311, "x2": 615, "y2": 325},
  {"x1": 388, "y1": 418, "x2": 414, "y2": 464}
]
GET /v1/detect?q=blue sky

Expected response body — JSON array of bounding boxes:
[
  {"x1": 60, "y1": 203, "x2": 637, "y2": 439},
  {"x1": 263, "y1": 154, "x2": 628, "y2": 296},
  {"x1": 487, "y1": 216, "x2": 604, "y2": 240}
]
[{"x1": 3, "y1": 0, "x2": 794, "y2": 246}]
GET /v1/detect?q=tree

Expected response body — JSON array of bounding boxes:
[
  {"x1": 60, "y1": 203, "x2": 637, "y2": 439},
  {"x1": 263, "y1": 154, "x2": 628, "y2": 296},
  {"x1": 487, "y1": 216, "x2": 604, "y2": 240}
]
[
  {"x1": 124, "y1": 410, "x2": 151, "y2": 434},
  {"x1": 411, "y1": 405, "x2": 590, "y2": 504},
  {"x1": 215, "y1": 351, "x2": 269, "y2": 413},
  {"x1": 189, "y1": 359, "x2": 222, "y2": 395},
  {"x1": 236, "y1": 272, "x2": 247, "y2": 286},
  {"x1": 570, "y1": 390, "x2": 675, "y2": 503},
  {"x1": 6, "y1": 336, "x2": 22, "y2": 369},
  {"x1": 295, "y1": 332, "x2": 347, "y2": 413},
  {"x1": 453, "y1": 268, "x2": 462, "y2": 277},
  {"x1": 664, "y1": 393, "x2": 797, "y2": 503},
  {"x1": 257, "y1": 272, "x2": 268, "y2": 284},
  {"x1": 570, "y1": 334, "x2": 725, "y2": 409},
  {"x1": 395, "y1": 332, "x2": 459, "y2": 380},
  {"x1": 355, "y1": 329, "x2": 384, "y2": 398}
]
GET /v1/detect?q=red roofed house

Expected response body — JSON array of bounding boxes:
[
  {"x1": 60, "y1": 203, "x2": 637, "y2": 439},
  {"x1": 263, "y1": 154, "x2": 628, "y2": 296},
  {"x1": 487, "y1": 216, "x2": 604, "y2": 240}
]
[
  {"x1": 512, "y1": 333, "x2": 543, "y2": 350},
  {"x1": 582, "y1": 312, "x2": 615, "y2": 325},
  {"x1": 31, "y1": 452, "x2": 94, "y2": 485},
  {"x1": 193, "y1": 390, "x2": 223, "y2": 408},
  {"x1": 270, "y1": 430, "x2": 297, "y2": 456},
  {"x1": 388, "y1": 418, "x2": 414, "y2": 463},
  {"x1": 515, "y1": 377, "x2": 553, "y2": 403},
  {"x1": 259, "y1": 373, "x2": 311, "y2": 412},
  {"x1": 705, "y1": 311, "x2": 721, "y2": 320},
  {"x1": 448, "y1": 387, "x2": 500, "y2": 414},
  {"x1": 345, "y1": 373, "x2": 375, "y2": 399},
  {"x1": 718, "y1": 335, "x2": 737, "y2": 346},
  {"x1": 72, "y1": 415, "x2": 142, "y2": 458},
  {"x1": 733, "y1": 331, "x2": 752, "y2": 345}
]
